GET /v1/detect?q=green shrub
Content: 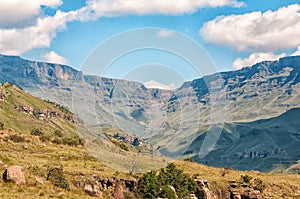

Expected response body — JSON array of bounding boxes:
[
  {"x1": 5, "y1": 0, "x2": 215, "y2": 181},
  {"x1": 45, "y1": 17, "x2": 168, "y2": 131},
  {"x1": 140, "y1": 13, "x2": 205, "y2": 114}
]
[
  {"x1": 28, "y1": 165, "x2": 44, "y2": 178},
  {"x1": 241, "y1": 174, "x2": 253, "y2": 183},
  {"x1": 52, "y1": 138, "x2": 62, "y2": 145},
  {"x1": 51, "y1": 174, "x2": 70, "y2": 191},
  {"x1": 54, "y1": 130, "x2": 63, "y2": 137},
  {"x1": 31, "y1": 128, "x2": 44, "y2": 136},
  {"x1": 159, "y1": 185, "x2": 177, "y2": 199},
  {"x1": 40, "y1": 135, "x2": 51, "y2": 142},
  {"x1": 137, "y1": 163, "x2": 202, "y2": 198},
  {"x1": 52, "y1": 136, "x2": 83, "y2": 146},
  {"x1": 253, "y1": 178, "x2": 266, "y2": 192},
  {"x1": 62, "y1": 137, "x2": 80, "y2": 146},
  {"x1": 46, "y1": 163, "x2": 70, "y2": 191},
  {"x1": 8, "y1": 134, "x2": 25, "y2": 143}
]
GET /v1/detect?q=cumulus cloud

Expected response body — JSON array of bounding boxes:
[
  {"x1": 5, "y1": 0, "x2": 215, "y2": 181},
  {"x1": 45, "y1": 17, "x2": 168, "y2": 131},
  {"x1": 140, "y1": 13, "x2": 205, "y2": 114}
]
[
  {"x1": 144, "y1": 80, "x2": 176, "y2": 90},
  {"x1": 0, "y1": 0, "x2": 62, "y2": 28},
  {"x1": 0, "y1": 0, "x2": 244, "y2": 56},
  {"x1": 157, "y1": 29, "x2": 174, "y2": 38},
  {"x1": 200, "y1": 4, "x2": 300, "y2": 52},
  {"x1": 0, "y1": 10, "x2": 76, "y2": 55},
  {"x1": 233, "y1": 52, "x2": 286, "y2": 69},
  {"x1": 75, "y1": 0, "x2": 244, "y2": 20},
  {"x1": 43, "y1": 51, "x2": 68, "y2": 65}
]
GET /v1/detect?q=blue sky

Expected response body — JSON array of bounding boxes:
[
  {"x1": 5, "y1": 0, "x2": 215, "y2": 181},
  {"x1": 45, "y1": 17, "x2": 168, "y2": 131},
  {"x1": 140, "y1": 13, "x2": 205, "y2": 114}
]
[{"x1": 1, "y1": 0, "x2": 300, "y2": 89}]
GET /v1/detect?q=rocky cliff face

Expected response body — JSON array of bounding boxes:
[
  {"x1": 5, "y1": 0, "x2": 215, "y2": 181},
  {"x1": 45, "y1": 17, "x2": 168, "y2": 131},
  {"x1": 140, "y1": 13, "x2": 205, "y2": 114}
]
[{"x1": 1, "y1": 54, "x2": 300, "y2": 172}]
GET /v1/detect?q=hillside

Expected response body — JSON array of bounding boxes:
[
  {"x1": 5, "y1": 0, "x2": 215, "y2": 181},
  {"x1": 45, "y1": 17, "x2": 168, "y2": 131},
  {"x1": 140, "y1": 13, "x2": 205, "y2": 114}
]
[
  {"x1": 0, "y1": 83, "x2": 299, "y2": 198},
  {"x1": 187, "y1": 108, "x2": 300, "y2": 172},
  {"x1": 1, "y1": 54, "x2": 300, "y2": 172}
]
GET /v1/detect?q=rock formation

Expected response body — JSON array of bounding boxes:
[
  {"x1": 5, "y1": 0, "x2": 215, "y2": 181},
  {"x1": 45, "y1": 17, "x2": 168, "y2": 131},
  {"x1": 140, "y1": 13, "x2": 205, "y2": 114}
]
[{"x1": 2, "y1": 165, "x2": 26, "y2": 185}]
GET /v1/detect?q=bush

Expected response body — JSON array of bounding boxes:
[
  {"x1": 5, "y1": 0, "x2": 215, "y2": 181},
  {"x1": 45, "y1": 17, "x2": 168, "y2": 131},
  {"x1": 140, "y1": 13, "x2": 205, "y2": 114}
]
[
  {"x1": 62, "y1": 137, "x2": 80, "y2": 146},
  {"x1": 31, "y1": 128, "x2": 44, "y2": 136},
  {"x1": 241, "y1": 174, "x2": 253, "y2": 183},
  {"x1": 51, "y1": 174, "x2": 70, "y2": 191},
  {"x1": 40, "y1": 135, "x2": 51, "y2": 142},
  {"x1": 54, "y1": 130, "x2": 63, "y2": 137},
  {"x1": 28, "y1": 165, "x2": 44, "y2": 178},
  {"x1": 8, "y1": 134, "x2": 25, "y2": 143},
  {"x1": 159, "y1": 185, "x2": 177, "y2": 199},
  {"x1": 52, "y1": 138, "x2": 62, "y2": 145},
  {"x1": 137, "y1": 163, "x2": 202, "y2": 198},
  {"x1": 0, "y1": 122, "x2": 4, "y2": 130},
  {"x1": 253, "y1": 178, "x2": 266, "y2": 192},
  {"x1": 46, "y1": 162, "x2": 70, "y2": 191},
  {"x1": 52, "y1": 137, "x2": 81, "y2": 146}
]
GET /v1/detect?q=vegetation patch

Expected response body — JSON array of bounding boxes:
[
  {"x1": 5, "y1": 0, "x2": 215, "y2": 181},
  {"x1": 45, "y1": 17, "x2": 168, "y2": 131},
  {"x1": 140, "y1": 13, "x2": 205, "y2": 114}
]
[
  {"x1": 112, "y1": 140, "x2": 130, "y2": 151},
  {"x1": 31, "y1": 128, "x2": 44, "y2": 136},
  {"x1": 137, "y1": 163, "x2": 202, "y2": 198},
  {"x1": 6, "y1": 134, "x2": 25, "y2": 143}
]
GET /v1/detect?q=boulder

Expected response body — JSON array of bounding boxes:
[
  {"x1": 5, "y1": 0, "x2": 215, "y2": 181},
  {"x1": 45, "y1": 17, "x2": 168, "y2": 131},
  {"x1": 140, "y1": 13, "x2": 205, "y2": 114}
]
[
  {"x1": 84, "y1": 184, "x2": 102, "y2": 197},
  {"x1": 3, "y1": 165, "x2": 26, "y2": 185},
  {"x1": 248, "y1": 190, "x2": 262, "y2": 199}
]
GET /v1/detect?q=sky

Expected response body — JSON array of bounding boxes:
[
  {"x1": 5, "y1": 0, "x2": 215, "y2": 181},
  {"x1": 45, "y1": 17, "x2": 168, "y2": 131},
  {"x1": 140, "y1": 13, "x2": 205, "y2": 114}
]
[{"x1": 1, "y1": 0, "x2": 300, "y2": 89}]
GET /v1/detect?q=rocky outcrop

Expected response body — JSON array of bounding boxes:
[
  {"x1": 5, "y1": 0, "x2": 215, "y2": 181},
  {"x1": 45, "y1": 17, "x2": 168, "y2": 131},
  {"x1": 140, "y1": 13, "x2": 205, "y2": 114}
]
[
  {"x1": 113, "y1": 132, "x2": 147, "y2": 147},
  {"x1": 3, "y1": 165, "x2": 26, "y2": 185},
  {"x1": 229, "y1": 181, "x2": 262, "y2": 199},
  {"x1": 194, "y1": 179, "x2": 217, "y2": 199},
  {"x1": 72, "y1": 175, "x2": 137, "y2": 198},
  {"x1": 84, "y1": 184, "x2": 103, "y2": 197},
  {"x1": 15, "y1": 105, "x2": 79, "y2": 123}
]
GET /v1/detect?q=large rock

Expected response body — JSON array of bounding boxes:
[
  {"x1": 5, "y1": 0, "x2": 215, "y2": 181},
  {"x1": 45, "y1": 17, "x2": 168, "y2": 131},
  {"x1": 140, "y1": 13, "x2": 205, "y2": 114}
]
[
  {"x1": 248, "y1": 190, "x2": 262, "y2": 199},
  {"x1": 3, "y1": 165, "x2": 26, "y2": 185},
  {"x1": 84, "y1": 184, "x2": 102, "y2": 197}
]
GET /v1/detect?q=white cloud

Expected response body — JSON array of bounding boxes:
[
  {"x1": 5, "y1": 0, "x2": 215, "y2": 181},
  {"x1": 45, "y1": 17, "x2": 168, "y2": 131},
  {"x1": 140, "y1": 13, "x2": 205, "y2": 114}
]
[
  {"x1": 233, "y1": 52, "x2": 286, "y2": 69},
  {"x1": 144, "y1": 80, "x2": 176, "y2": 90},
  {"x1": 0, "y1": 0, "x2": 244, "y2": 56},
  {"x1": 292, "y1": 46, "x2": 300, "y2": 56},
  {"x1": 76, "y1": 0, "x2": 244, "y2": 20},
  {"x1": 200, "y1": 4, "x2": 300, "y2": 52},
  {"x1": 0, "y1": 10, "x2": 76, "y2": 55},
  {"x1": 0, "y1": 0, "x2": 62, "y2": 28},
  {"x1": 43, "y1": 51, "x2": 68, "y2": 65},
  {"x1": 157, "y1": 29, "x2": 174, "y2": 38}
]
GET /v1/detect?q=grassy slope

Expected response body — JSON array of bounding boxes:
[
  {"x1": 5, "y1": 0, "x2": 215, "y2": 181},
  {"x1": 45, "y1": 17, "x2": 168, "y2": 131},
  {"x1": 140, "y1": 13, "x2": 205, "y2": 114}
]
[
  {"x1": 0, "y1": 82, "x2": 76, "y2": 137},
  {"x1": 0, "y1": 82, "x2": 299, "y2": 198}
]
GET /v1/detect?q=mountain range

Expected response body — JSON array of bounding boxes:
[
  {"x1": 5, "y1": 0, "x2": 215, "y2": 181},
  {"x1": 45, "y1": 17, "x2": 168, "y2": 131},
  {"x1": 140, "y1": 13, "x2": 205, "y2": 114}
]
[{"x1": 1, "y1": 54, "x2": 300, "y2": 172}]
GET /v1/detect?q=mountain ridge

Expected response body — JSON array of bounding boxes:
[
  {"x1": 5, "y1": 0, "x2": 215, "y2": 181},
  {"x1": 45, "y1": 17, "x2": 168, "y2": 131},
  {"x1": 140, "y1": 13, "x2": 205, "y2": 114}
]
[{"x1": 1, "y1": 54, "x2": 300, "y2": 172}]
